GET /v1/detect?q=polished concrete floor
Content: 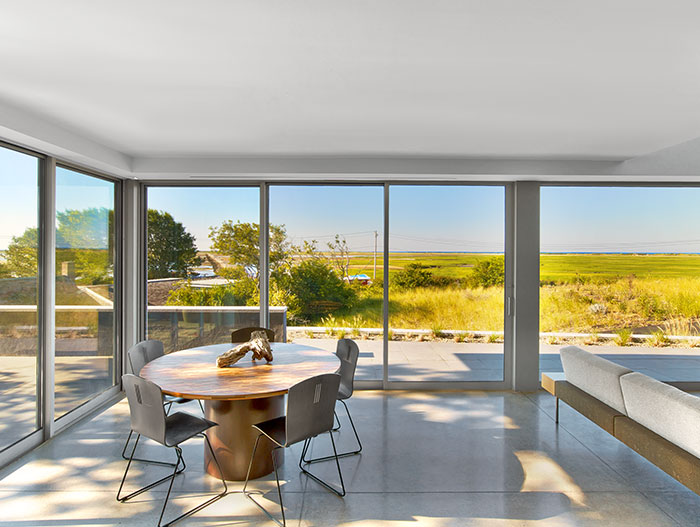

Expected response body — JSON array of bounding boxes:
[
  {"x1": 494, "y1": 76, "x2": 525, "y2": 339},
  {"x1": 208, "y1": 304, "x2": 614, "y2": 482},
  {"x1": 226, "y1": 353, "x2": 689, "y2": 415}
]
[{"x1": 2, "y1": 390, "x2": 700, "y2": 526}]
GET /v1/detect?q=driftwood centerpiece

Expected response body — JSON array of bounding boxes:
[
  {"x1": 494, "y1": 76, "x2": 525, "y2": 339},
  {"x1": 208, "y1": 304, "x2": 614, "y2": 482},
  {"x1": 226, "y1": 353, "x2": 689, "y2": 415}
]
[{"x1": 216, "y1": 331, "x2": 274, "y2": 368}]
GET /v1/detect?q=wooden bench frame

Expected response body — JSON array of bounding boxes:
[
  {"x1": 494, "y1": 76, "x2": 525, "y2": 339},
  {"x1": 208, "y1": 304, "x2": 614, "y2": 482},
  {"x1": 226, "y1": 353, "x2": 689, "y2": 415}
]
[{"x1": 542, "y1": 371, "x2": 700, "y2": 495}]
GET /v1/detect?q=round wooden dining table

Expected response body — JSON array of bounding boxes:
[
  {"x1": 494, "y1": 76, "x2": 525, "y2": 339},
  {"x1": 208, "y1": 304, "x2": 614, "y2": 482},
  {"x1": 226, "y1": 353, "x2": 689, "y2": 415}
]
[{"x1": 139, "y1": 342, "x2": 340, "y2": 481}]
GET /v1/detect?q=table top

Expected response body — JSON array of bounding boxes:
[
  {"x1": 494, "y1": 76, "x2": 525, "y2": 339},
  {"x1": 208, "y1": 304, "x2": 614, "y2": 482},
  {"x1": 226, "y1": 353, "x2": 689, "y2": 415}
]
[{"x1": 140, "y1": 342, "x2": 340, "y2": 400}]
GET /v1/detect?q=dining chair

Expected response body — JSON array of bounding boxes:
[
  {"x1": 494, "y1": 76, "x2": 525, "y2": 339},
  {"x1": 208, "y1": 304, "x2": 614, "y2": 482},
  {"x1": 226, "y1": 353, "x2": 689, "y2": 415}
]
[
  {"x1": 121, "y1": 340, "x2": 204, "y2": 463},
  {"x1": 243, "y1": 373, "x2": 344, "y2": 526},
  {"x1": 301, "y1": 338, "x2": 362, "y2": 463},
  {"x1": 117, "y1": 374, "x2": 227, "y2": 527},
  {"x1": 231, "y1": 326, "x2": 276, "y2": 343}
]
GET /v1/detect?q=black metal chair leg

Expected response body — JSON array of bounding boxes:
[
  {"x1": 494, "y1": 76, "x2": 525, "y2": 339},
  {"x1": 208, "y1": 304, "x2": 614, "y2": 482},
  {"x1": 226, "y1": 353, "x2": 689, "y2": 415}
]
[
  {"x1": 299, "y1": 431, "x2": 346, "y2": 497},
  {"x1": 298, "y1": 438, "x2": 311, "y2": 471},
  {"x1": 120, "y1": 430, "x2": 133, "y2": 459},
  {"x1": 119, "y1": 435, "x2": 228, "y2": 527},
  {"x1": 121, "y1": 431, "x2": 183, "y2": 468},
  {"x1": 159, "y1": 436, "x2": 228, "y2": 527},
  {"x1": 244, "y1": 435, "x2": 287, "y2": 527},
  {"x1": 331, "y1": 410, "x2": 341, "y2": 431},
  {"x1": 301, "y1": 399, "x2": 362, "y2": 464},
  {"x1": 157, "y1": 447, "x2": 183, "y2": 527},
  {"x1": 339, "y1": 399, "x2": 363, "y2": 455},
  {"x1": 117, "y1": 435, "x2": 186, "y2": 503},
  {"x1": 273, "y1": 447, "x2": 286, "y2": 527}
]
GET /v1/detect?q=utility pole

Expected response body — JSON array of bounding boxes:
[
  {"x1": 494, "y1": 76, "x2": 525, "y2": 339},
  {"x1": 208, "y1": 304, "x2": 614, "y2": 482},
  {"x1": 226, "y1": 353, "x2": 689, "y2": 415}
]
[{"x1": 373, "y1": 230, "x2": 378, "y2": 279}]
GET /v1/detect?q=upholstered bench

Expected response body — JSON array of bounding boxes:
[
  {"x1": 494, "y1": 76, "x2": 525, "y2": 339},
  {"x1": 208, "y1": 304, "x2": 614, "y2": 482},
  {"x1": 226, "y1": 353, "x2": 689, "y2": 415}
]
[{"x1": 542, "y1": 346, "x2": 700, "y2": 495}]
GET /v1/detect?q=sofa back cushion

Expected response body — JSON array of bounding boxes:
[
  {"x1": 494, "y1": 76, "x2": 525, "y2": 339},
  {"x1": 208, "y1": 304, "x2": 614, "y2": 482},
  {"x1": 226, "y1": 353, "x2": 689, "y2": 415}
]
[
  {"x1": 560, "y1": 346, "x2": 631, "y2": 414},
  {"x1": 620, "y1": 372, "x2": 700, "y2": 458}
]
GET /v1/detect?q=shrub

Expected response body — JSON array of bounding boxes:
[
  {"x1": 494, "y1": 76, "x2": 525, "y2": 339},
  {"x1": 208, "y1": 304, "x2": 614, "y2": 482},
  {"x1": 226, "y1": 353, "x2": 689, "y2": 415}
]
[
  {"x1": 649, "y1": 330, "x2": 669, "y2": 347},
  {"x1": 275, "y1": 260, "x2": 355, "y2": 320},
  {"x1": 391, "y1": 263, "x2": 434, "y2": 289},
  {"x1": 166, "y1": 279, "x2": 255, "y2": 306},
  {"x1": 431, "y1": 325, "x2": 444, "y2": 338},
  {"x1": 469, "y1": 256, "x2": 505, "y2": 288},
  {"x1": 614, "y1": 329, "x2": 632, "y2": 346}
]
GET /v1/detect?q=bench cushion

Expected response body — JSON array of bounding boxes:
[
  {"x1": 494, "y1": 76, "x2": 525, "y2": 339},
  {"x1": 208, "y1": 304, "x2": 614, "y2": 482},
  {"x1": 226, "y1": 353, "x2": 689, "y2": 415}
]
[
  {"x1": 560, "y1": 346, "x2": 631, "y2": 414},
  {"x1": 620, "y1": 372, "x2": 700, "y2": 459}
]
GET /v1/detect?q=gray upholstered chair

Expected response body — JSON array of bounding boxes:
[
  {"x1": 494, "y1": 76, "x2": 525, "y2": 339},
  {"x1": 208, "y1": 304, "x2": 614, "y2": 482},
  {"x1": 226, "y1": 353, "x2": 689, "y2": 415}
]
[
  {"x1": 117, "y1": 374, "x2": 227, "y2": 527},
  {"x1": 231, "y1": 326, "x2": 276, "y2": 343},
  {"x1": 121, "y1": 340, "x2": 204, "y2": 461},
  {"x1": 302, "y1": 338, "x2": 362, "y2": 463},
  {"x1": 243, "y1": 373, "x2": 344, "y2": 526}
]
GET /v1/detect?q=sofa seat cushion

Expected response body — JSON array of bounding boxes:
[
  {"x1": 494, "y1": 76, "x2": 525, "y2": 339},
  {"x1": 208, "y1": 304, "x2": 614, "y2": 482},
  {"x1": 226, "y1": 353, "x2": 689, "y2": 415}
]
[
  {"x1": 620, "y1": 372, "x2": 700, "y2": 459},
  {"x1": 559, "y1": 346, "x2": 631, "y2": 414}
]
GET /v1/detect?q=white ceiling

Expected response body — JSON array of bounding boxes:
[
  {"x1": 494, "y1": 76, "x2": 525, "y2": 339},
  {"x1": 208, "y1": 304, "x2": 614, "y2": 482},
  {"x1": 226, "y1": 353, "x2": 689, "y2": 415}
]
[{"x1": 1, "y1": 0, "x2": 700, "y2": 163}]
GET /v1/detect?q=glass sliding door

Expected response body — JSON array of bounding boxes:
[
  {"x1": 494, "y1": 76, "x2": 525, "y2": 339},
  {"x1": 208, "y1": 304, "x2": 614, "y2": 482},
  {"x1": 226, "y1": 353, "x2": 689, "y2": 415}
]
[
  {"x1": 269, "y1": 185, "x2": 383, "y2": 380},
  {"x1": 146, "y1": 186, "x2": 260, "y2": 352},
  {"x1": 0, "y1": 146, "x2": 41, "y2": 450},
  {"x1": 540, "y1": 186, "x2": 700, "y2": 382},
  {"x1": 388, "y1": 185, "x2": 506, "y2": 382},
  {"x1": 54, "y1": 167, "x2": 117, "y2": 419}
]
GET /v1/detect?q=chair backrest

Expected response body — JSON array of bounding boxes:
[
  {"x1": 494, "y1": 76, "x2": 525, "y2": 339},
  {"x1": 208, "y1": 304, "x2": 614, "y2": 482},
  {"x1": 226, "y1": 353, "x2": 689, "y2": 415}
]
[
  {"x1": 122, "y1": 374, "x2": 167, "y2": 445},
  {"x1": 127, "y1": 340, "x2": 165, "y2": 374},
  {"x1": 231, "y1": 327, "x2": 275, "y2": 343},
  {"x1": 336, "y1": 339, "x2": 360, "y2": 397},
  {"x1": 285, "y1": 373, "x2": 341, "y2": 446}
]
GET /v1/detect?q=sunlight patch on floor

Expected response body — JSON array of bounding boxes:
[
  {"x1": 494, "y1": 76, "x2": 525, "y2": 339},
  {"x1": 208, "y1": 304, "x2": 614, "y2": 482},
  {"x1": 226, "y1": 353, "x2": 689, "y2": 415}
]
[{"x1": 514, "y1": 450, "x2": 586, "y2": 507}]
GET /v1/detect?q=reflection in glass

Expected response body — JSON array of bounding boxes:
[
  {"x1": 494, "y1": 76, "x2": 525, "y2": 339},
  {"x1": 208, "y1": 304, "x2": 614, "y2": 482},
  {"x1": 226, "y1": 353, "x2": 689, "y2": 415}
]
[
  {"x1": 54, "y1": 167, "x2": 116, "y2": 419},
  {"x1": 0, "y1": 146, "x2": 40, "y2": 450},
  {"x1": 146, "y1": 187, "x2": 262, "y2": 352},
  {"x1": 269, "y1": 186, "x2": 384, "y2": 381},
  {"x1": 388, "y1": 186, "x2": 505, "y2": 382}
]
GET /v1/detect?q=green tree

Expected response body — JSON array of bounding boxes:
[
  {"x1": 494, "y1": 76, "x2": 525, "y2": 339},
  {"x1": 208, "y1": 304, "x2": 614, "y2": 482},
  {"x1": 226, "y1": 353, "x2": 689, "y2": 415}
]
[
  {"x1": 57, "y1": 208, "x2": 112, "y2": 251},
  {"x1": 391, "y1": 263, "x2": 434, "y2": 289},
  {"x1": 56, "y1": 208, "x2": 114, "y2": 284},
  {"x1": 274, "y1": 259, "x2": 355, "y2": 321},
  {"x1": 3, "y1": 227, "x2": 39, "y2": 277},
  {"x1": 469, "y1": 256, "x2": 505, "y2": 287},
  {"x1": 208, "y1": 221, "x2": 289, "y2": 277},
  {"x1": 166, "y1": 280, "x2": 255, "y2": 306},
  {"x1": 148, "y1": 210, "x2": 200, "y2": 279}
]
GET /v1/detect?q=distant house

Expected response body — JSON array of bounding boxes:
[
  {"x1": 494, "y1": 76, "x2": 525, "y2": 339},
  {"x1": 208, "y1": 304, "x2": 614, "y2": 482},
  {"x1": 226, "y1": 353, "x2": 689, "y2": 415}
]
[{"x1": 344, "y1": 273, "x2": 372, "y2": 285}]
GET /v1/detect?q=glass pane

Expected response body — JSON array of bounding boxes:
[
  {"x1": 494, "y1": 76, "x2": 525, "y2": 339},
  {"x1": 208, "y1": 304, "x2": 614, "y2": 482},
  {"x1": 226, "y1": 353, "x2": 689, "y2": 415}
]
[
  {"x1": 269, "y1": 186, "x2": 384, "y2": 381},
  {"x1": 388, "y1": 186, "x2": 505, "y2": 382},
  {"x1": 146, "y1": 187, "x2": 261, "y2": 352},
  {"x1": 0, "y1": 146, "x2": 40, "y2": 450},
  {"x1": 55, "y1": 167, "x2": 116, "y2": 419},
  {"x1": 540, "y1": 187, "x2": 700, "y2": 381}
]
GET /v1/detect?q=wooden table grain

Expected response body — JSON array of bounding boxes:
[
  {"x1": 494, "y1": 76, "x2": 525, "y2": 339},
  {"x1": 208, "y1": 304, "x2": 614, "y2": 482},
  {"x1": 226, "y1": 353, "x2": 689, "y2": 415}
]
[{"x1": 140, "y1": 342, "x2": 340, "y2": 480}]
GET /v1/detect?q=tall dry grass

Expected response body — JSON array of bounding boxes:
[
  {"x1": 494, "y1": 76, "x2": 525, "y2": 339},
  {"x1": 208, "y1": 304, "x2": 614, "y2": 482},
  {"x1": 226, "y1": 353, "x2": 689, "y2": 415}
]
[
  {"x1": 330, "y1": 276, "x2": 700, "y2": 335},
  {"x1": 333, "y1": 285, "x2": 504, "y2": 331}
]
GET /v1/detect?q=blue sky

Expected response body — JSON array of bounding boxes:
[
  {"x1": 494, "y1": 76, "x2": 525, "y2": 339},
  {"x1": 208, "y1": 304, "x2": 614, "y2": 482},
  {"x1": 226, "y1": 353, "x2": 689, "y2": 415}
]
[
  {"x1": 541, "y1": 187, "x2": 700, "y2": 253},
  {"x1": 3, "y1": 142, "x2": 700, "y2": 254},
  {"x1": 148, "y1": 185, "x2": 506, "y2": 252}
]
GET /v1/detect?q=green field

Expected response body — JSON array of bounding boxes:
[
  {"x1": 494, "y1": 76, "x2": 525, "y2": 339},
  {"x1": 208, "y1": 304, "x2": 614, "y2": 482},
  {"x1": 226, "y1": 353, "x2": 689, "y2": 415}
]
[
  {"x1": 321, "y1": 252, "x2": 700, "y2": 336},
  {"x1": 342, "y1": 252, "x2": 700, "y2": 283}
]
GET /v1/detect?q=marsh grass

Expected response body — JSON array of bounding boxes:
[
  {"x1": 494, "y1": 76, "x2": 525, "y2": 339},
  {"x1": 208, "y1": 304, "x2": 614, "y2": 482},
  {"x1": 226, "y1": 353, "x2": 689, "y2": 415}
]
[
  {"x1": 649, "y1": 330, "x2": 670, "y2": 347},
  {"x1": 614, "y1": 329, "x2": 633, "y2": 346},
  {"x1": 291, "y1": 261, "x2": 700, "y2": 338}
]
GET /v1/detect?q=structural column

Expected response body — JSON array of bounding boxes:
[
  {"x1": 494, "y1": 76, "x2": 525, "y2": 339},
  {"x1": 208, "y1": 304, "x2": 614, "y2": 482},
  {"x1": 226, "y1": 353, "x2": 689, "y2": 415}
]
[
  {"x1": 122, "y1": 179, "x2": 143, "y2": 370},
  {"x1": 39, "y1": 157, "x2": 56, "y2": 439},
  {"x1": 512, "y1": 181, "x2": 540, "y2": 391}
]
